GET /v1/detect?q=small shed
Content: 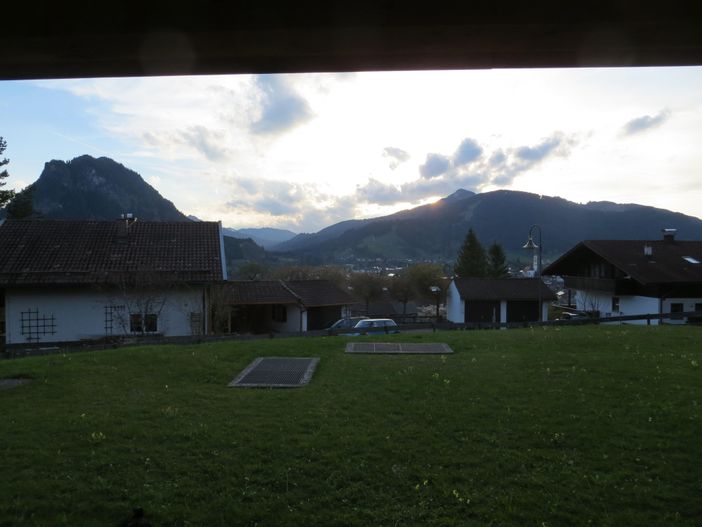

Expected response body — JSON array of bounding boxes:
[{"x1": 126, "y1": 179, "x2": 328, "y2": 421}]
[
  {"x1": 446, "y1": 277, "x2": 556, "y2": 324},
  {"x1": 217, "y1": 279, "x2": 353, "y2": 333}
]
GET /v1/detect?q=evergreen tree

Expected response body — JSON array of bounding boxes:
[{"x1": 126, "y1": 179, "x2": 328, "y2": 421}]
[
  {"x1": 453, "y1": 228, "x2": 487, "y2": 277},
  {"x1": 486, "y1": 241, "x2": 509, "y2": 278},
  {"x1": 0, "y1": 137, "x2": 15, "y2": 208},
  {"x1": 6, "y1": 185, "x2": 37, "y2": 219}
]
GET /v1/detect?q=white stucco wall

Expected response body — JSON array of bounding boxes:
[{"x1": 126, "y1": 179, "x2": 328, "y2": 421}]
[
  {"x1": 573, "y1": 290, "x2": 661, "y2": 325},
  {"x1": 541, "y1": 301, "x2": 550, "y2": 322},
  {"x1": 446, "y1": 281, "x2": 464, "y2": 323},
  {"x1": 5, "y1": 286, "x2": 206, "y2": 344},
  {"x1": 269, "y1": 304, "x2": 308, "y2": 333}
]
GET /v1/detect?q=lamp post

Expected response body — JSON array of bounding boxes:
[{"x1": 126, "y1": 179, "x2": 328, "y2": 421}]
[
  {"x1": 522, "y1": 224, "x2": 543, "y2": 322},
  {"x1": 430, "y1": 285, "x2": 441, "y2": 321}
]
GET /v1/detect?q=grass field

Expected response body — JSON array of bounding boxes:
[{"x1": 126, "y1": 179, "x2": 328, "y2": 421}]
[{"x1": 0, "y1": 326, "x2": 700, "y2": 526}]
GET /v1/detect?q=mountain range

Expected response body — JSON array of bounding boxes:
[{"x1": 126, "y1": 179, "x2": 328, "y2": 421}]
[
  {"x1": 5, "y1": 154, "x2": 702, "y2": 264},
  {"x1": 273, "y1": 189, "x2": 702, "y2": 261}
]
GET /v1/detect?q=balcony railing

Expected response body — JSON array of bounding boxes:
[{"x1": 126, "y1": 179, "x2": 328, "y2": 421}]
[{"x1": 563, "y1": 276, "x2": 636, "y2": 294}]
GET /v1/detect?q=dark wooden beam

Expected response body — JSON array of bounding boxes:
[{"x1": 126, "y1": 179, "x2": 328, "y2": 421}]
[{"x1": 2, "y1": 1, "x2": 702, "y2": 80}]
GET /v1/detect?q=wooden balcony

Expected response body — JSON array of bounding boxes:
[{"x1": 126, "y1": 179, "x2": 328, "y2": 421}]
[{"x1": 563, "y1": 276, "x2": 637, "y2": 294}]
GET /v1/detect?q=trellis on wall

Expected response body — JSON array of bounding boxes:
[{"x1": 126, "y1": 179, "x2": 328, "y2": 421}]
[
  {"x1": 104, "y1": 305, "x2": 125, "y2": 335},
  {"x1": 20, "y1": 309, "x2": 57, "y2": 342}
]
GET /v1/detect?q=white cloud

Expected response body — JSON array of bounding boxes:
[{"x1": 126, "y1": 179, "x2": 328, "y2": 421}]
[{"x1": 621, "y1": 109, "x2": 671, "y2": 136}]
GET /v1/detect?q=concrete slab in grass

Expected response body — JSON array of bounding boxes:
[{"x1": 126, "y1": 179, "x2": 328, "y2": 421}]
[
  {"x1": 0, "y1": 378, "x2": 32, "y2": 389},
  {"x1": 229, "y1": 357, "x2": 320, "y2": 388},
  {"x1": 345, "y1": 342, "x2": 453, "y2": 354}
]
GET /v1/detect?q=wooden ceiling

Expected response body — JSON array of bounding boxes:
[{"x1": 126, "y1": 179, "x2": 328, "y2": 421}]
[{"x1": 2, "y1": 1, "x2": 702, "y2": 80}]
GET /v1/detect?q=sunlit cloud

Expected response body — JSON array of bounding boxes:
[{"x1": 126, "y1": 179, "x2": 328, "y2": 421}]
[
  {"x1": 357, "y1": 132, "x2": 578, "y2": 205},
  {"x1": 382, "y1": 147, "x2": 410, "y2": 169}
]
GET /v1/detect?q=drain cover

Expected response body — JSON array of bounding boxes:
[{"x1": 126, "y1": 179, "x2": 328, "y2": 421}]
[
  {"x1": 345, "y1": 342, "x2": 453, "y2": 354},
  {"x1": 229, "y1": 357, "x2": 320, "y2": 388}
]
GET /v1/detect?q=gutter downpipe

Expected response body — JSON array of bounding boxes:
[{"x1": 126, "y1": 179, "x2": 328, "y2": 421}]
[{"x1": 279, "y1": 280, "x2": 306, "y2": 333}]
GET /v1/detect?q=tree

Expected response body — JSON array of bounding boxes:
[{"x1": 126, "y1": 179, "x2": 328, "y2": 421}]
[
  {"x1": 486, "y1": 241, "x2": 509, "y2": 278},
  {"x1": 349, "y1": 272, "x2": 386, "y2": 314},
  {"x1": 105, "y1": 272, "x2": 177, "y2": 336},
  {"x1": 5, "y1": 184, "x2": 37, "y2": 219},
  {"x1": 388, "y1": 263, "x2": 446, "y2": 314},
  {"x1": 235, "y1": 261, "x2": 267, "y2": 280},
  {"x1": 0, "y1": 136, "x2": 15, "y2": 208},
  {"x1": 407, "y1": 263, "x2": 446, "y2": 302},
  {"x1": 388, "y1": 273, "x2": 413, "y2": 315},
  {"x1": 453, "y1": 228, "x2": 486, "y2": 277}
]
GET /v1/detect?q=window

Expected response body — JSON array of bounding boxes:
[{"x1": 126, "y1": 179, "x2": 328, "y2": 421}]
[
  {"x1": 130, "y1": 313, "x2": 158, "y2": 333},
  {"x1": 670, "y1": 303, "x2": 684, "y2": 320},
  {"x1": 144, "y1": 314, "x2": 158, "y2": 332},
  {"x1": 695, "y1": 303, "x2": 702, "y2": 313},
  {"x1": 272, "y1": 305, "x2": 287, "y2": 323},
  {"x1": 611, "y1": 297, "x2": 620, "y2": 313}
]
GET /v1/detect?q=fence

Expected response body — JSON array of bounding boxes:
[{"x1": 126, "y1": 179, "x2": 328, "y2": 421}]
[{"x1": 431, "y1": 310, "x2": 702, "y2": 331}]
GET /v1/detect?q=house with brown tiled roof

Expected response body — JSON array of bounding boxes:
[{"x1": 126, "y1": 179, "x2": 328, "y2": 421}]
[
  {"x1": 216, "y1": 279, "x2": 353, "y2": 333},
  {"x1": 446, "y1": 277, "x2": 556, "y2": 324},
  {"x1": 0, "y1": 218, "x2": 227, "y2": 345},
  {"x1": 543, "y1": 229, "x2": 702, "y2": 324}
]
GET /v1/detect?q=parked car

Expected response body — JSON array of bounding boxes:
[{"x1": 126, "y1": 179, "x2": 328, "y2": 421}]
[
  {"x1": 327, "y1": 316, "x2": 368, "y2": 332},
  {"x1": 342, "y1": 318, "x2": 400, "y2": 336}
]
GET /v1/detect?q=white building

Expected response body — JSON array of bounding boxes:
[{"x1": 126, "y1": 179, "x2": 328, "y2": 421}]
[
  {"x1": 446, "y1": 277, "x2": 555, "y2": 325},
  {"x1": 543, "y1": 230, "x2": 702, "y2": 324},
  {"x1": 0, "y1": 218, "x2": 227, "y2": 345}
]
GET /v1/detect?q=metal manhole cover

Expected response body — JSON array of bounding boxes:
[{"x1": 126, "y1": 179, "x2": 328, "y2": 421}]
[
  {"x1": 345, "y1": 342, "x2": 453, "y2": 354},
  {"x1": 229, "y1": 357, "x2": 320, "y2": 388}
]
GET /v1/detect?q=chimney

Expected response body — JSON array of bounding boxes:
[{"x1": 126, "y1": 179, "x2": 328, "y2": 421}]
[
  {"x1": 662, "y1": 228, "x2": 677, "y2": 243},
  {"x1": 118, "y1": 213, "x2": 137, "y2": 237},
  {"x1": 120, "y1": 213, "x2": 137, "y2": 224}
]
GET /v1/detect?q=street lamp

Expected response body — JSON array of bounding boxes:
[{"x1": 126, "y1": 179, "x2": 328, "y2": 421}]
[
  {"x1": 522, "y1": 224, "x2": 543, "y2": 322},
  {"x1": 430, "y1": 285, "x2": 441, "y2": 321}
]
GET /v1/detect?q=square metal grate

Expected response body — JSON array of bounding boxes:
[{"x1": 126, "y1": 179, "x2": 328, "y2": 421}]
[
  {"x1": 229, "y1": 357, "x2": 320, "y2": 388},
  {"x1": 345, "y1": 342, "x2": 453, "y2": 354}
]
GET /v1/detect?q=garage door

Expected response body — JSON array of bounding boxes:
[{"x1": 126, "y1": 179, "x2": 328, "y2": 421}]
[
  {"x1": 465, "y1": 300, "x2": 500, "y2": 323},
  {"x1": 507, "y1": 300, "x2": 539, "y2": 322}
]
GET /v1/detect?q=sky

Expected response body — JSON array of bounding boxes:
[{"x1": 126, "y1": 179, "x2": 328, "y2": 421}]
[{"x1": 1, "y1": 66, "x2": 701, "y2": 232}]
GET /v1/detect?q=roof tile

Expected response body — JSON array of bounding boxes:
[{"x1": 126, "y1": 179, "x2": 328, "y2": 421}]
[{"x1": 0, "y1": 219, "x2": 224, "y2": 285}]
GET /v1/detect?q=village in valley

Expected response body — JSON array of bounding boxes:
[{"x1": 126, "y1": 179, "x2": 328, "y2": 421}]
[{"x1": 1, "y1": 172, "x2": 701, "y2": 348}]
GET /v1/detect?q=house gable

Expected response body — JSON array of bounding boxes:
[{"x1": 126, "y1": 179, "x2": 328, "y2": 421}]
[{"x1": 544, "y1": 239, "x2": 702, "y2": 297}]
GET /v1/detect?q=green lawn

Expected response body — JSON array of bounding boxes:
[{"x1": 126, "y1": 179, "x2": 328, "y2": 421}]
[{"x1": 0, "y1": 326, "x2": 700, "y2": 526}]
